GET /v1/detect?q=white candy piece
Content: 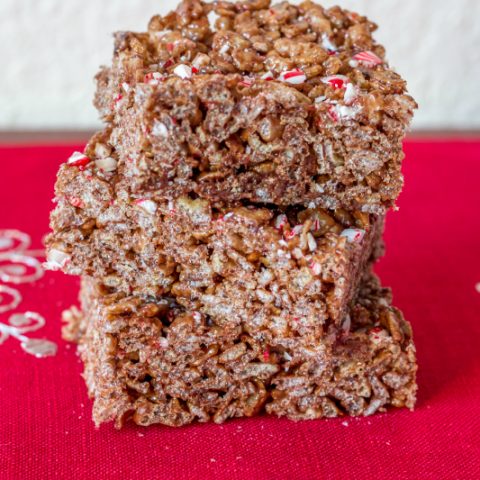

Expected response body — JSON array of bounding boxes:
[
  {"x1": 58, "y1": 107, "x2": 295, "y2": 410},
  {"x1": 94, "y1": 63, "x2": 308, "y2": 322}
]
[
  {"x1": 152, "y1": 121, "x2": 169, "y2": 138},
  {"x1": 95, "y1": 157, "x2": 117, "y2": 172},
  {"x1": 136, "y1": 199, "x2": 157, "y2": 215},
  {"x1": 219, "y1": 44, "x2": 230, "y2": 55},
  {"x1": 331, "y1": 104, "x2": 362, "y2": 121},
  {"x1": 207, "y1": 10, "x2": 219, "y2": 29},
  {"x1": 279, "y1": 69, "x2": 307, "y2": 85},
  {"x1": 173, "y1": 64, "x2": 193, "y2": 79},
  {"x1": 44, "y1": 249, "x2": 70, "y2": 270},
  {"x1": 307, "y1": 233, "x2": 317, "y2": 252},
  {"x1": 67, "y1": 151, "x2": 88, "y2": 164},
  {"x1": 341, "y1": 314, "x2": 351, "y2": 334},
  {"x1": 321, "y1": 34, "x2": 338, "y2": 52},
  {"x1": 121, "y1": 82, "x2": 130, "y2": 93},
  {"x1": 261, "y1": 71, "x2": 274, "y2": 80},
  {"x1": 343, "y1": 83, "x2": 358, "y2": 105},
  {"x1": 309, "y1": 261, "x2": 322, "y2": 276},
  {"x1": 340, "y1": 228, "x2": 366, "y2": 243},
  {"x1": 274, "y1": 214, "x2": 288, "y2": 230}
]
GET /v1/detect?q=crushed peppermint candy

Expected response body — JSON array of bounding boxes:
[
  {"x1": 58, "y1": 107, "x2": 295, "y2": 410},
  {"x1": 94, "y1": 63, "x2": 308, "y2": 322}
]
[
  {"x1": 135, "y1": 199, "x2": 157, "y2": 215},
  {"x1": 315, "y1": 95, "x2": 327, "y2": 104},
  {"x1": 351, "y1": 51, "x2": 383, "y2": 68},
  {"x1": 279, "y1": 68, "x2": 307, "y2": 85},
  {"x1": 292, "y1": 248, "x2": 303, "y2": 259},
  {"x1": 307, "y1": 233, "x2": 317, "y2": 252},
  {"x1": 341, "y1": 314, "x2": 351, "y2": 334},
  {"x1": 219, "y1": 44, "x2": 230, "y2": 55},
  {"x1": 95, "y1": 157, "x2": 117, "y2": 172},
  {"x1": 284, "y1": 224, "x2": 303, "y2": 240},
  {"x1": 263, "y1": 349, "x2": 270, "y2": 361},
  {"x1": 68, "y1": 197, "x2": 84, "y2": 209},
  {"x1": 192, "y1": 311, "x2": 202, "y2": 322},
  {"x1": 343, "y1": 83, "x2": 358, "y2": 105},
  {"x1": 261, "y1": 71, "x2": 274, "y2": 81},
  {"x1": 341, "y1": 228, "x2": 366, "y2": 243},
  {"x1": 321, "y1": 75, "x2": 349, "y2": 89},
  {"x1": 152, "y1": 121, "x2": 169, "y2": 138},
  {"x1": 163, "y1": 58, "x2": 174, "y2": 69},
  {"x1": 207, "y1": 10, "x2": 219, "y2": 30},
  {"x1": 66, "y1": 152, "x2": 90, "y2": 168},
  {"x1": 328, "y1": 104, "x2": 361, "y2": 122},
  {"x1": 44, "y1": 249, "x2": 70, "y2": 271},
  {"x1": 239, "y1": 77, "x2": 254, "y2": 87},
  {"x1": 173, "y1": 64, "x2": 193, "y2": 79},
  {"x1": 309, "y1": 260, "x2": 322, "y2": 276},
  {"x1": 274, "y1": 214, "x2": 288, "y2": 230},
  {"x1": 321, "y1": 34, "x2": 338, "y2": 53},
  {"x1": 144, "y1": 72, "x2": 164, "y2": 85},
  {"x1": 121, "y1": 82, "x2": 130, "y2": 93}
]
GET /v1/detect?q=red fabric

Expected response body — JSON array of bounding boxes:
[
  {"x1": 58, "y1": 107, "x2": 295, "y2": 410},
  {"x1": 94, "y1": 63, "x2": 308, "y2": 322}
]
[{"x1": 0, "y1": 140, "x2": 479, "y2": 480}]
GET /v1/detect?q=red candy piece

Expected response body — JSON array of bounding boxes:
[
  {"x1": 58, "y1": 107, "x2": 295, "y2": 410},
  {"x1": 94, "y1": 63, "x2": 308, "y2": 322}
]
[
  {"x1": 352, "y1": 51, "x2": 383, "y2": 67},
  {"x1": 66, "y1": 152, "x2": 91, "y2": 168}
]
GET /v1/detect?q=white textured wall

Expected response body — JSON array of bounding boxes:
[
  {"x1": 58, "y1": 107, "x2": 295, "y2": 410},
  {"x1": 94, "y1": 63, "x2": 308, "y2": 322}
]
[{"x1": 1, "y1": 0, "x2": 479, "y2": 130}]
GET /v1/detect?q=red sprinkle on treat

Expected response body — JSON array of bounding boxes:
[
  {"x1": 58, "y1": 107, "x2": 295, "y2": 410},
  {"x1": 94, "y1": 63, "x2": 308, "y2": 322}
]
[
  {"x1": 66, "y1": 152, "x2": 91, "y2": 168},
  {"x1": 279, "y1": 68, "x2": 307, "y2": 84},
  {"x1": 352, "y1": 51, "x2": 383, "y2": 67}
]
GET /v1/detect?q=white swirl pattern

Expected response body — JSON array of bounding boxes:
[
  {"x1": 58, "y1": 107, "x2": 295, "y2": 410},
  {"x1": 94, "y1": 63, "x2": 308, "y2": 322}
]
[{"x1": 0, "y1": 230, "x2": 57, "y2": 358}]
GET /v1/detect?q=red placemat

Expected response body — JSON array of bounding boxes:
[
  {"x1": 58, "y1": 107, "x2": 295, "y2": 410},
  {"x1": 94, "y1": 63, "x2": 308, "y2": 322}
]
[{"x1": 0, "y1": 140, "x2": 479, "y2": 480}]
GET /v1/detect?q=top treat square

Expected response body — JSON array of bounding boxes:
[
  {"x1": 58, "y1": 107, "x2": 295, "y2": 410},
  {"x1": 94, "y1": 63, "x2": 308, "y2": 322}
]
[{"x1": 95, "y1": 0, "x2": 416, "y2": 213}]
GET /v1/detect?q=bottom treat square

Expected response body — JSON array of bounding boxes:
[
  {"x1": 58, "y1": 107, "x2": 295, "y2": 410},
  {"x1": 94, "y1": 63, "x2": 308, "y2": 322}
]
[{"x1": 63, "y1": 274, "x2": 417, "y2": 427}]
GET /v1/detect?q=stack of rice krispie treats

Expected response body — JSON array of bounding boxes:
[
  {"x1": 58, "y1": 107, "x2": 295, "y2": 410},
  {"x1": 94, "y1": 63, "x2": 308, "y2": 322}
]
[{"x1": 47, "y1": 0, "x2": 417, "y2": 428}]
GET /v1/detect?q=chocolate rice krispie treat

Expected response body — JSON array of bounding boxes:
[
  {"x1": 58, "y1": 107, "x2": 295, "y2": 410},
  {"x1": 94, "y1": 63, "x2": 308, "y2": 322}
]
[
  {"x1": 94, "y1": 0, "x2": 416, "y2": 213},
  {"x1": 46, "y1": 134, "x2": 384, "y2": 331},
  {"x1": 63, "y1": 273, "x2": 417, "y2": 427}
]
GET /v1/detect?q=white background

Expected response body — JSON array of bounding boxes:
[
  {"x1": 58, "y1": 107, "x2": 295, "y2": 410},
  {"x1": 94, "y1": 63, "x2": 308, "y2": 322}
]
[{"x1": 1, "y1": 0, "x2": 479, "y2": 130}]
